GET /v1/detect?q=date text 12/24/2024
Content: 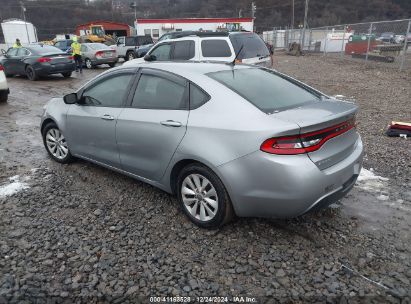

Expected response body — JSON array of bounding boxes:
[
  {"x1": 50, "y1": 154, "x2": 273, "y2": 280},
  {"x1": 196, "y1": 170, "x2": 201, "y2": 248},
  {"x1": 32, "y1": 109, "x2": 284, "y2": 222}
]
[{"x1": 149, "y1": 296, "x2": 258, "y2": 303}]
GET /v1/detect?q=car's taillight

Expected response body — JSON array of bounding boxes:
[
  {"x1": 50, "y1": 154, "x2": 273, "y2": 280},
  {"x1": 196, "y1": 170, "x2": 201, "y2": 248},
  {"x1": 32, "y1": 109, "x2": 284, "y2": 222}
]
[
  {"x1": 37, "y1": 57, "x2": 51, "y2": 63},
  {"x1": 68, "y1": 56, "x2": 74, "y2": 60},
  {"x1": 261, "y1": 117, "x2": 356, "y2": 155},
  {"x1": 0, "y1": 64, "x2": 3, "y2": 71},
  {"x1": 95, "y1": 51, "x2": 103, "y2": 57}
]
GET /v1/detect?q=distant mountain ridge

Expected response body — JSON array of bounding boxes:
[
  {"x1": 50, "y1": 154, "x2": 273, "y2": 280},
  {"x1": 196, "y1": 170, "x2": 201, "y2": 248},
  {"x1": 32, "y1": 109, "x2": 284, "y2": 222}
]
[{"x1": 1, "y1": 0, "x2": 410, "y2": 41}]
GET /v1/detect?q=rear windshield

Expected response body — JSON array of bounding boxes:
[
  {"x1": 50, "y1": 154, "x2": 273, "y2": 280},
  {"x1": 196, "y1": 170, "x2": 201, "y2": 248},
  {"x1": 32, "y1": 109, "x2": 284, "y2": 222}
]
[
  {"x1": 88, "y1": 43, "x2": 107, "y2": 50},
  {"x1": 229, "y1": 33, "x2": 270, "y2": 59},
  {"x1": 30, "y1": 45, "x2": 63, "y2": 54},
  {"x1": 207, "y1": 68, "x2": 320, "y2": 113}
]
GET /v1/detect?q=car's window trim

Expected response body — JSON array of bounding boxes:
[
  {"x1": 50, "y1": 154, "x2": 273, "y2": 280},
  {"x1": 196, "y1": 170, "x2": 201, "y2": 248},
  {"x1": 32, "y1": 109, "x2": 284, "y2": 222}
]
[
  {"x1": 77, "y1": 69, "x2": 138, "y2": 108},
  {"x1": 126, "y1": 67, "x2": 189, "y2": 110}
]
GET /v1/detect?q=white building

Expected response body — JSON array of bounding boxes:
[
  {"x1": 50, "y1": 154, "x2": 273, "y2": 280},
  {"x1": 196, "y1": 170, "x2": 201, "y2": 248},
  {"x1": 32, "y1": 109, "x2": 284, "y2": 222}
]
[
  {"x1": 135, "y1": 18, "x2": 254, "y2": 40},
  {"x1": 1, "y1": 19, "x2": 38, "y2": 47}
]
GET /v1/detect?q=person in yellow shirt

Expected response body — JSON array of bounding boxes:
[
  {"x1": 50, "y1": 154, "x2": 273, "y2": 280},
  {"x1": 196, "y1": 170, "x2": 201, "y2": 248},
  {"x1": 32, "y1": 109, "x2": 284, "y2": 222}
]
[
  {"x1": 13, "y1": 39, "x2": 22, "y2": 48},
  {"x1": 71, "y1": 36, "x2": 82, "y2": 73}
]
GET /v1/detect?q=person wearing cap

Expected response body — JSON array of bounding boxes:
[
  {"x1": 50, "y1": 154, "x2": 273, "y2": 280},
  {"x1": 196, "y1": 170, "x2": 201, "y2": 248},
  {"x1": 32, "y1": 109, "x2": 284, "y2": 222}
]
[
  {"x1": 71, "y1": 36, "x2": 82, "y2": 73},
  {"x1": 13, "y1": 39, "x2": 22, "y2": 48}
]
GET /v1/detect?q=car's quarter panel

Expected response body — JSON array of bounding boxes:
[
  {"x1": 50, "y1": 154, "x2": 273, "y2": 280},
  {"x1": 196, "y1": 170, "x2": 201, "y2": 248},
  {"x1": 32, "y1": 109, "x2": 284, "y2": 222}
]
[
  {"x1": 41, "y1": 98, "x2": 71, "y2": 133},
  {"x1": 217, "y1": 137, "x2": 363, "y2": 218}
]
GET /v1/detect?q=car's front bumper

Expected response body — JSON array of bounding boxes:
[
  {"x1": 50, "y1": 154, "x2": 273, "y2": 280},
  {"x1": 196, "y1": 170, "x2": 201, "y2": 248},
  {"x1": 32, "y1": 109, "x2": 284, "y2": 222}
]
[{"x1": 217, "y1": 137, "x2": 363, "y2": 218}]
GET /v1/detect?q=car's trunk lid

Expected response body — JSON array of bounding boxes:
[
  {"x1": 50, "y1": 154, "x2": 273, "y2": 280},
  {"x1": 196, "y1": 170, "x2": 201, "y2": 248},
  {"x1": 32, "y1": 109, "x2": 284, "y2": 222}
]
[
  {"x1": 42, "y1": 53, "x2": 72, "y2": 64},
  {"x1": 272, "y1": 99, "x2": 359, "y2": 170}
]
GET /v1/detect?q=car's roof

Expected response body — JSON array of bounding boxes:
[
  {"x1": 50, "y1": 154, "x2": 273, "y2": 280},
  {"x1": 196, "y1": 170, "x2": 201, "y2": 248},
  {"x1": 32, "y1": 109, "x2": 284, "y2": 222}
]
[{"x1": 123, "y1": 61, "x2": 252, "y2": 77}]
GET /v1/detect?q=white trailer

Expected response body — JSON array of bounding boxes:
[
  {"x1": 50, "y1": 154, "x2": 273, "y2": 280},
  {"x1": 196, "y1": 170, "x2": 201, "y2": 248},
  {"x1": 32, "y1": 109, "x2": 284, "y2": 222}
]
[{"x1": 1, "y1": 19, "x2": 38, "y2": 47}]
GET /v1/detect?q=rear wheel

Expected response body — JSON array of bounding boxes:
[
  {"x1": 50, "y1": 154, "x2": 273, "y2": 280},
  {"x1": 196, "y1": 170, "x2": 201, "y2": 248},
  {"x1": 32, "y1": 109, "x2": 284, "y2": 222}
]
[
  {"x1": 177, "y1": 164, "x2": 234, "y2": 229},
  {"x1": 42, "y1": 122, "x2": 73, "y2": 164},
  {"x1": 62, "y1": 72, "x2": 72, "y2": 78},
  {"x1": 0, "y1": 91, "x2": 8, "y2": 103},
  {"x1": 26, "y1": 65, "x2": 38, "y2": 81},
  {"x1": 85, "y1": 58, "x2": 93, "y2": 69},
  {"x1": 126, "y1": 51, "x2": 135, "y2": 61}
]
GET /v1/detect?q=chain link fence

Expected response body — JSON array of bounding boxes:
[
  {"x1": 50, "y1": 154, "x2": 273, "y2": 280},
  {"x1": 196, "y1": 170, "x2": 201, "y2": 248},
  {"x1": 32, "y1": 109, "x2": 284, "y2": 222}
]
[{"x1": 262, "y1": 19, "x2": 411, "y2": 71}]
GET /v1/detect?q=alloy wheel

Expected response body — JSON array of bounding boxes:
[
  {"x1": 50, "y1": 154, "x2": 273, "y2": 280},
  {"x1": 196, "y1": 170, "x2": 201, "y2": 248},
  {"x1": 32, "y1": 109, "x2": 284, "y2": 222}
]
[
  {"x1": 86, "y1": 59, "x2": 92, "y2": 69},
  {"x1": 181, "y1": 174, "x2": 218, "y2": 222},
  {"x1": 46, "y1": 128, "x2": 69, "y2": 159},
  {"x1": 128, "y1": 53, "x2": 135, "y2": 60}
]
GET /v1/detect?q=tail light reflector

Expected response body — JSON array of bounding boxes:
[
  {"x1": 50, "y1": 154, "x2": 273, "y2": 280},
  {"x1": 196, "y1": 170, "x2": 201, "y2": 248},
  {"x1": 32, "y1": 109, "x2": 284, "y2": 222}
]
[
  {"x1": 261, "y1": 117, "x2": 356, "y2": 155},
  {"x1": 37, "y1": 57, "x2": 51, "y2": 63}
]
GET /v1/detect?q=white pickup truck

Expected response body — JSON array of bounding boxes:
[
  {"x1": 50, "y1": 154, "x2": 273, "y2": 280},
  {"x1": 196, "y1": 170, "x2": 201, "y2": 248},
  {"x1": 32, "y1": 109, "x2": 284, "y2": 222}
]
[{"x1": 111, "y1": 36, "x2": 154, "y2": 61}]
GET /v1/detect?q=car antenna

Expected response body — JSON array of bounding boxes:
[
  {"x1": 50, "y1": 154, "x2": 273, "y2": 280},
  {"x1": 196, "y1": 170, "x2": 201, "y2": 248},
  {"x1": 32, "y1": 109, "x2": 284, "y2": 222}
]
[{"x1": 229, "y1": 44, "x2": 244, "y2": 66}]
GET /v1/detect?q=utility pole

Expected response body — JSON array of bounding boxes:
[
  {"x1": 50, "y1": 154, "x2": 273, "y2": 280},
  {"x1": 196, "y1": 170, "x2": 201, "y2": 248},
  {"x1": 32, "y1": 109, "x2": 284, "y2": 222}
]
[
  {"x1": 291, "y1": 0, "x2": 294, "y2": 29},
  {"x1": 301, "y1": 0, "x2": 309, "y2": 48},
  {"x1": 251, "y1": 2, "x2": 256, "y2": 32},
  {"x1": 20, "y1": 1, "x2": 30, "y2": 44},
  {"x1": 130, "y1": 2, "x2": 137, "y2": 21}
]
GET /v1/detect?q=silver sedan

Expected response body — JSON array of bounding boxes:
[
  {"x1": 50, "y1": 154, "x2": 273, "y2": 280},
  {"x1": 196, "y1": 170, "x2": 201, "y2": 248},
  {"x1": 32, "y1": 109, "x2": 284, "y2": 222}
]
[
  {"x1": 80, "y1": 43, "x2": 118, "y2": 69},
  {"x1": 40, "y1": 62, "x2": 363, "y2": 228}
]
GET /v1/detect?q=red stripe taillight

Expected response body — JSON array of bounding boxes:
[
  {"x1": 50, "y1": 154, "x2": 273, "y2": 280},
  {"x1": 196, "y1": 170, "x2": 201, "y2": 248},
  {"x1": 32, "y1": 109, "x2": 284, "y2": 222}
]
[
  {"x1": 0, "y1": 64, "x2": 4, "y2": 71},
  {"x1": 261, "y1": 117, "x2": 356, "y2": 155},
  {"x1": 37, "y1": 57, "x2": 51, "y2": 63}
]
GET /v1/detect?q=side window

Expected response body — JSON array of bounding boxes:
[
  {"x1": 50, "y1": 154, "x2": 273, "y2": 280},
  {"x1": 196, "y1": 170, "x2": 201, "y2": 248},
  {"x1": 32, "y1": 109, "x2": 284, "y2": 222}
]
[
  {"x1": 17, "y1": 48, "x2": 29, "y2": 56},
  {"x1": 190, "y1": 83, "x2": 210, "y2": 109},
  {"x1": 132, "y1": 74, "x2": 187, "y2": 110},
  {"x1": 125, "y1": 37, "x2": 136, "y2": 46},
  {"x1": 201, "y1": 40, "x2": 232, "y2": 57},
  {"x1": 54, "y1": 42, "x2": 62, "y2": 48},
  {"x1": 118, "y1": 37, "x2": 125, "y2": 45},
  {"x1": 172, "y1": 41, "x2": 195, "y2": 60},
  {"x1": 150, "y1": 44, "x2": 172, "y2": 61},
  {"x1": 7, "y1": 48, "x2": 18, "y2": 57},
  {"x1": 82, "y1": 74, "x2": 133, "y2": 107}
]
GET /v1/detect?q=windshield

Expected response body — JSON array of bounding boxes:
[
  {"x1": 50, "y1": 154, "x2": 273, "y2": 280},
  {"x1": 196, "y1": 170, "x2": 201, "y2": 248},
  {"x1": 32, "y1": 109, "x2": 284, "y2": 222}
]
[
  {"x1": 229, "y1": 33, "x2": 270, "y2": 59},
  {"x1": 88, "y1": 43, "x2": 108, "y2": 50},
  {"x1": 207, "y1": 68, "x2": 320, "y2": 113}
]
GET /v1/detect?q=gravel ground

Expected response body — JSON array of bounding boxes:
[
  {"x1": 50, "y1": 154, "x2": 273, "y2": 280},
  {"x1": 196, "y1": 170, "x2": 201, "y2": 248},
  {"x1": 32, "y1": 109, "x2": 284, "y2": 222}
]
[{"x1": 0, "y1": 59, "x2": 410, "y2": 303}]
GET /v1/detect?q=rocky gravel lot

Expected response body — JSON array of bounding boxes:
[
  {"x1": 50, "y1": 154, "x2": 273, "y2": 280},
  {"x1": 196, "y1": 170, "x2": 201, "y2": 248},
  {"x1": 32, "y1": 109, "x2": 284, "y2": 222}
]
[{"x1": 0, "y1": 57, "x2": 410, "y2": 303}]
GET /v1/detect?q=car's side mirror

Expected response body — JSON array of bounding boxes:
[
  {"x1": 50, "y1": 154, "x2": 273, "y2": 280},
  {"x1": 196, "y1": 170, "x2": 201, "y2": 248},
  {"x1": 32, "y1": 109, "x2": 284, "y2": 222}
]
[
  {"x1": 1, "y1": 49, "x2": 7, "y2": 56},
  {"x1": 144, "y1": 54, "x2": 156, "y2": 61},
  {"x1": 63, "y1": 93, "x2": 78, "y2": 104}
]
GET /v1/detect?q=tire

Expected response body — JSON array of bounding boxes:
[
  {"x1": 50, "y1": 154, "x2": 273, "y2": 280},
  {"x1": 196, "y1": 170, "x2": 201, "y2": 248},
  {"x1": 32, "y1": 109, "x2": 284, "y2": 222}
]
[
  {"x1": 26, "y1": 65, "x2": 38, "y2": 81},
  {"x1": 0, "y1": 91, "x2": 8, "y2": 103},
  {"x1": 108, "y1": 62, "x2": 116, "y2": 68},
  {"x1": 126, "y1": 51, "x2": 135, "y2": 61},
  {"x1": 177, "y1": 164, "x2": 234, "y2": 229},
  {"x1": 62, "y1": 72, "x2": 72, "y2": 78},
  {"x1": 85, "y1": 58, "x2": 93, "y2": 69},
  {"x1": 42, "y1": 122, "x2": 73, "y2": 164}
]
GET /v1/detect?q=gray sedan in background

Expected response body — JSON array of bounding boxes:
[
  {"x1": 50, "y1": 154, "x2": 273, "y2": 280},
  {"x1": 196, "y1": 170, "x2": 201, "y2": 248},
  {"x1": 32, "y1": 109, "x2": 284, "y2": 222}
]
[
  {"x1": 40, "y1": 62, "x2": 363, "y2": 228},
  {"x1": 80, "y1": 43, "x2": 118, "y2": 69}
]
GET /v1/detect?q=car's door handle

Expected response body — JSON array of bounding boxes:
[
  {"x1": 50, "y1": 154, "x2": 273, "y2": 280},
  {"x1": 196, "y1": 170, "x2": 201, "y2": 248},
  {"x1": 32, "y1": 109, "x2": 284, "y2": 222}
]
[
  {"x1": 160, "y1": 120, "x2": 182, "y2": 127},
  {"x1": 101, "y1": 114, "x2": 114, "y2": 121}
]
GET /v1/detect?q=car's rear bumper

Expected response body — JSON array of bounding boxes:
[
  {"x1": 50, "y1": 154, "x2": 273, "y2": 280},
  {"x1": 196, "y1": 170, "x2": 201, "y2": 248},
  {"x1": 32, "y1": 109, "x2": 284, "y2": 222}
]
[
  {"x1": 34, "y1": 63, "x2": 76, "y2": 75},
  {"x1": 217, "y1": 137, "x2": 363, "y2": 218},
  {"x1": 92, "y1": 58, "x2": 118, "y2": 65}
]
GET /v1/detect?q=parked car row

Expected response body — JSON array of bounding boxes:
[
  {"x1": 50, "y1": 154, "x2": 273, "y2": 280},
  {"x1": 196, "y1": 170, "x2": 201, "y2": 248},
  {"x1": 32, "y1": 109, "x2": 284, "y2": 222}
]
[{"x1": 376, "y1": 32, "x2": 411, "y2": 44}]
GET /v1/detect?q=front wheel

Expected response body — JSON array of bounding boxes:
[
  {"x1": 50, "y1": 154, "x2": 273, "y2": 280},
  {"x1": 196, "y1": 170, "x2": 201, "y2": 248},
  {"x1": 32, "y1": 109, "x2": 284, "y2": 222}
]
[
  {"x1": 42, "y1": 122, "x2": 73, "y2": 164},
  {"x1": 177, "y1": 164, "x2": 234, "y2": 229},
  {"x1": 85, "y1": 58, "x2": 93, "y2": 69},
  {"x1": 26, "y1": 65, "x2": 38, "y2": 81}
]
